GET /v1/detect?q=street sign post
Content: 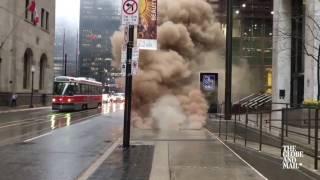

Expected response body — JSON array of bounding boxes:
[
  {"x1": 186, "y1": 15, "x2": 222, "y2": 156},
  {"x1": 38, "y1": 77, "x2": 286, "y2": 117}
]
[
  {"x1": 123, "y1": 25, "x2": 134, "y2": 148},
  {"x1": 121, "y1": 46, "x2": 139, "y2": 76}
]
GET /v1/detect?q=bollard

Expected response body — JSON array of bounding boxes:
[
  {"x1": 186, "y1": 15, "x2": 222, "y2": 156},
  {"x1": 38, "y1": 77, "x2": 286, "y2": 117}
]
[{"x1": 314, "y1": 109, "x2": 319, "y2": 170}]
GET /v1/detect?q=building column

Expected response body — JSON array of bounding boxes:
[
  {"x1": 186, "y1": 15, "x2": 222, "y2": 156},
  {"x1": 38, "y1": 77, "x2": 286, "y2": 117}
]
[
  {"x1": 304, "y1": 0, "x2": 320, "y2": 100},
  {"x1": 272, "y1": 0, "x2": 292, "y2": 128}
]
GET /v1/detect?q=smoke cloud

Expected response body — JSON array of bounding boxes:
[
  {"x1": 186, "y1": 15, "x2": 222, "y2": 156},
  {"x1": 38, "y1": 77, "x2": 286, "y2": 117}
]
[{"x1": 111, "y1": 0, "x2": 253, "y2": 129}]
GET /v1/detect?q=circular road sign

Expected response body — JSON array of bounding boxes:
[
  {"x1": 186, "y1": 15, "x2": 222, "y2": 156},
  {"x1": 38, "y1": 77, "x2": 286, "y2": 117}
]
[{"x1": 123, "y1": 0, "x2": 138, "y2": 15}]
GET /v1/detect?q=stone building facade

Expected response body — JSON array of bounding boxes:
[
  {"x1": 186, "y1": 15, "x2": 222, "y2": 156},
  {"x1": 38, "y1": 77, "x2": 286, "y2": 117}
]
[
  {"x1": 273, "y1": 0, "x2": 320, "y2": 106},
  {"x1": 0, "y1": 0, "x2": 55, "y2": 106}
]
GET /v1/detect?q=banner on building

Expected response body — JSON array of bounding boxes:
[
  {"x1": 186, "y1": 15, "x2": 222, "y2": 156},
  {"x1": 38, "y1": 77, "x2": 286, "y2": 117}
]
[{"x1": 137, "y1": 0, "x2": 158, "y2": 50}]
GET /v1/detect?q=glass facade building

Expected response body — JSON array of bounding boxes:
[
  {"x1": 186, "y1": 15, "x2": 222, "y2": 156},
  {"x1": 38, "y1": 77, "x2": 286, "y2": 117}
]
[
  {"x1": 208, "y1": 0, "x2": 273, "y2": 96},
  {"x1": 79, "y1": 0, "x2": 121, "y2": 83},
  {"x1": 232, "y1": 0, "x2": 273, "y2": 93}
]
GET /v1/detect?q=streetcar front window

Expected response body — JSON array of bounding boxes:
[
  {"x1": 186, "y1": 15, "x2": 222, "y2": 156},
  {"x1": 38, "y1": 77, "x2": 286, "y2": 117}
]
[
  {"x1": 53, "y1": 82, "x2": 66, "y2": 95},
  {"x1": 53, "y1": 82, "x2": 78, "y2": 96}
]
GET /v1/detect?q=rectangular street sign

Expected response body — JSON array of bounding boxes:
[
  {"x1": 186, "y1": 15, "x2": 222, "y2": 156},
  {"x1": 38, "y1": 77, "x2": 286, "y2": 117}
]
[
  {"x1": 121, "y1": 46, "x2": 140, "y2": 76},
  {"x1": 121, "y1": 0, "x2": 139, "y2": 25},
  {"x1": 137, "y1": 0, "x2": 158, "y2": 50}
]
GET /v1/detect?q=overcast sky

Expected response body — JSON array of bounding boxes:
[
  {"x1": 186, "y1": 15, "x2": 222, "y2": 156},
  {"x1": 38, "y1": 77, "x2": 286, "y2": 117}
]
[{"x1": 55, "y1": 0, "x2": 80, "y2": 27}]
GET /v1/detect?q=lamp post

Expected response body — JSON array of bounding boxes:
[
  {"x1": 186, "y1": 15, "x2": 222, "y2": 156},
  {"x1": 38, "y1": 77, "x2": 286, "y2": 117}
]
[
  {"x1": 30, "y1": 65, "x2": 35, "y2": 108},
  {"x1": 64, "y1": 53, "x2": 67, "y2": 76}
]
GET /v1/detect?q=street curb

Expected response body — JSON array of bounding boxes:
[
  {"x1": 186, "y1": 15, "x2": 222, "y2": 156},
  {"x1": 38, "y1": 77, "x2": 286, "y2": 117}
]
[{"x1": 0, "y1": 106, "x2": 51, "y2": 114}]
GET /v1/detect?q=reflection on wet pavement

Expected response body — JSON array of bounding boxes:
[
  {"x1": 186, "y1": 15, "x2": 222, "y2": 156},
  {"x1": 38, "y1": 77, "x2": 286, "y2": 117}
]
[
  {"x1": 0, "y1": 110, "x2": 124, "y2": 180},
  {"x1": 0, "y1": 102, "x2": 124, "y2": 146}
]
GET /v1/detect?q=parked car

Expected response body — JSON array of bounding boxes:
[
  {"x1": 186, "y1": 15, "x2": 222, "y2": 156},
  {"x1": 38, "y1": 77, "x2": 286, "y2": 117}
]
[{"x1": 110, "y1": 93, "x2": 125, "y2": 103}]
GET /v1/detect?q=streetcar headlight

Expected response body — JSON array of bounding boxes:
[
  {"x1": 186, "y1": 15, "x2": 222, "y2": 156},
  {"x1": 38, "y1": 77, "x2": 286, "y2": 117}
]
[
  {"x1": 67, "y1": 98, "x2": 72, "y2": 103},
  {"x1": 52, "y1": 98, "x2": 56, "y2": 102}
]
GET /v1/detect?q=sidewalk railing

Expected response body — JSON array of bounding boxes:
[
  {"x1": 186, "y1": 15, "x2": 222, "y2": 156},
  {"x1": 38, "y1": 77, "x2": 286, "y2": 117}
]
[{"x1": 214, "y1": 103, "x2": 320, "y2": 170}]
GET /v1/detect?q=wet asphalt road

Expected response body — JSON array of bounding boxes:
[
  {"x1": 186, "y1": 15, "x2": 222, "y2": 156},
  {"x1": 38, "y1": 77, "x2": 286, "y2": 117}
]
[
  {"x1": 0, "y1": 103, "x2": 124, "y2": 180},
  {"x1": 0, "y1": 103, "x2": 124, "y2": 146}
]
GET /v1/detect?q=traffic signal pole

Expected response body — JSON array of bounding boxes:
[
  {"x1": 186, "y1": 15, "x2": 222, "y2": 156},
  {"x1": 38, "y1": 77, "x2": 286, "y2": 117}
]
[{"x1": 123, "y1": 25, "x2": 134, "y2": 148}]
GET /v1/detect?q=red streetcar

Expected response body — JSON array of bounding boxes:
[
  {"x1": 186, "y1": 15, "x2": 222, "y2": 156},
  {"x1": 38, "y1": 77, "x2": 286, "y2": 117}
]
[{"x1": 52, "y1": 76, "x2": 102, "y2": 111}]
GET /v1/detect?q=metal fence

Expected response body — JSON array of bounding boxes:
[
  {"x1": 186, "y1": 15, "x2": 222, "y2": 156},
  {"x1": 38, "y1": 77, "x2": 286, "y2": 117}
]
[{"x1": 214, "y1": 103, "x2": 320, "y2": 170}]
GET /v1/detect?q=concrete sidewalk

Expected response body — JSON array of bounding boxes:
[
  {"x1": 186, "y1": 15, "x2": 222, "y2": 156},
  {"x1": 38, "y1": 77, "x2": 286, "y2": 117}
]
[
  {"x1": 130, "y1": 129, "x2": 266, "y2": 180},
  {"x1": 0, "y1": 105, "x2": 50, "y2": 114}
]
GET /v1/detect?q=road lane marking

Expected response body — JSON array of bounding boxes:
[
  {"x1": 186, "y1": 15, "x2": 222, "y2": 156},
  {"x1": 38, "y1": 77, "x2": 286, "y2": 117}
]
[
  {"x1": 206, "y1": 129, "x2": 268, "y2": 180},
  {"x1": 23, "y1": 132, "x2": 53, "y2": 142},
  {"x1": 77, "y1": 137, "x2": 122, "y2": 180},
  {"x1": 20, "y1": 114, "x2": 101, "y2": 143},
  {"x1": 0, "y1": 111, "x2": 101, "y2": 130}
]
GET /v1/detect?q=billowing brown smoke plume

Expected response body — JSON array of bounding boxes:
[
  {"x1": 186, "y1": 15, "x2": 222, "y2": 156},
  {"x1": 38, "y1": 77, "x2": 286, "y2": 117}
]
[{"x1": 111, "y1": 0, "x2": 226, "y2": 129}]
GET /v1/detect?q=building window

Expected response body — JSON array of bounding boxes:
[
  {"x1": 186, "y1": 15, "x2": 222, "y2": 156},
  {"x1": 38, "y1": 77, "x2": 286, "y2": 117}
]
[
  {"x1": 39, "y1": 54, "x2": 47, "y2": 90},
  {"x1": 23, "y1": 48, "x2": 33, "y2": 89},
  {"x1": 25, "y1": 0, "x2": 29, "y2": 20},
  {"x1": 41, "y1": 8, "x2": 45, "y2": 28},
  {"x1": 46, "y1": 11, "x2": 49, "y2": 30}
]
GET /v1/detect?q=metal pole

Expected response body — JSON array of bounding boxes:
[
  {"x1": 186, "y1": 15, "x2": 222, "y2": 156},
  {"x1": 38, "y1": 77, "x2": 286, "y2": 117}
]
[
  {"x1": 224, "y1": 0, "x2": 233, "y2": 120},
  {"x1": 314, "y1": 109, "x2": 319, "y2": 169},
  {"x1": 317, "y1": 44, "x2": 320, "y2": 101},
  {"x1": 62, "y1": 29, "x2": 65, "y2": 76},
  {"x1": 64, "y1": 54, "x2": 67, "y2": 76},
  {"x1": 219, "y1": 114, "x2": 221, "y2": 137},
  {"x1": 281, "y1": 109, "x2": 284, "y2": 157},
  {"x1": 123, "y1": 25, "x2": 134, "y2": 148},
  {"x1": 75, "y1": 31, "x2": 79, "y2": 77},
  {"x1": 308, "y1": 108, "x2": 311, "y2": 144},
  {"x1": 29, "y1": 71, "x2": 34, "y2": 108},
  {"x1": 256, "y1": 112, "x2": 259, "y2": 127},
  {"x1": 285, "y1": 104, "x2": 288, "y2": 137},
  {"x1": 238, "y1": 107, "x2": 241, "y2": 122},
  {"x1": 269, "y1": 110, "x2": 272, "y2": 132},
  {"x1": 234, "y1": 112, "x2": 236, "y2": 143},
  {"x1": 245, "y1": 109, "x2": 248, "y2": 147},
  {"x1": 259, "y1": 112, "x2": 263, "y2": 151},
  {"x1": 226, "y1": 119, "x2": 228, "y2": 141}
]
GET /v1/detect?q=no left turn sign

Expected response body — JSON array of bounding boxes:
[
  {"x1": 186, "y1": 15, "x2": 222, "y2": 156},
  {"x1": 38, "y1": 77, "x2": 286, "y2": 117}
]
[
  {"x1": 123, "y1": 0, "x2": 138, "y2": 15},
  {"x1": 121, "y1": 0, "x2": 139, "y2": 25}
]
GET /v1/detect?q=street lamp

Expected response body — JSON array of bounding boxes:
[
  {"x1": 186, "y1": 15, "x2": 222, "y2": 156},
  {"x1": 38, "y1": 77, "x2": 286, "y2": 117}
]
[{"x1": 30, "y1": 65, "x2": 35, "y2": 108}]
